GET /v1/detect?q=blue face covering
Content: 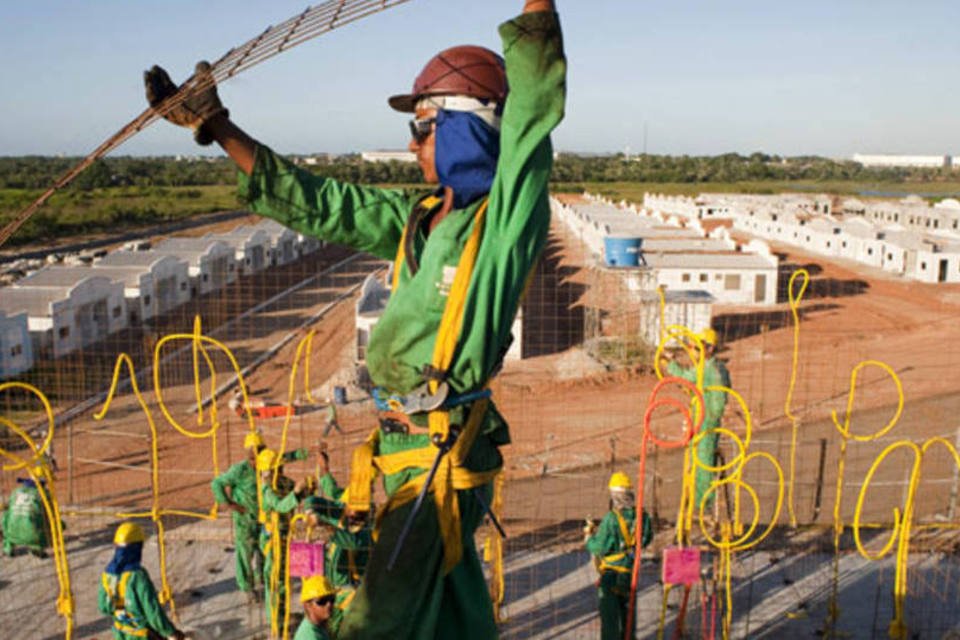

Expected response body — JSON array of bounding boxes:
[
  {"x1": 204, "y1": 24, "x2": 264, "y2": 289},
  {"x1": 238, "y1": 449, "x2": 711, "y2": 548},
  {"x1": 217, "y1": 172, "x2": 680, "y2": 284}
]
[
  {"x1": 106, "y1": 542, "x2": 143, "y2": 575},
  {"x1": 434, "y1": 109, "x2": 500, "y2": 209}
]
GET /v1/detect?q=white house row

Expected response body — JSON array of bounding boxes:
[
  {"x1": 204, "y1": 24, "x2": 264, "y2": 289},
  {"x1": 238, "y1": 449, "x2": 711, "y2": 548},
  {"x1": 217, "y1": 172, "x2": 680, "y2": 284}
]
[
  {"x1": 553, "y1": 195, "x2": 779, "y2": 306},
  {"x1": 0, "y1": 219, "x2": 322, "y2": 375},
  {"x1": 645, "y1": 192, "x2": 960, "y2": 283}
]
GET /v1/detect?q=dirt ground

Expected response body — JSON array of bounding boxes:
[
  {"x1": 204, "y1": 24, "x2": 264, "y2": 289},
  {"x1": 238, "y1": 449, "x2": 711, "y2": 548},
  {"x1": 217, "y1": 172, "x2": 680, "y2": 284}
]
[{"x1": 6, "y1": 196, "x2": 960, "y2": 637}]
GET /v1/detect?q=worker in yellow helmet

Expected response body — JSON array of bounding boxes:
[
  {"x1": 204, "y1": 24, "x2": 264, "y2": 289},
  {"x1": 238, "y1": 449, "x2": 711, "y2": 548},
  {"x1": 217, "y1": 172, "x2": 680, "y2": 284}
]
[
  {"x1": 258, "y1": 447, "x2": 313, "y2": 632},
  {"x1": 97, "y1": 522, "x2": 185, "y2": 640},
  {"x1": 295, "y1": 575, "x2": 338, "y2": 640},
  {"x1": 2, "y1": 456, "x2": 54, "y2": 558},
  {"x1": 584, "y1": 472, "x2": 653, "y2": 640},
  {"x1": 210, "y1": 430, "x2": 310, "y2": 602},
  {"x1": 663, "y1": 327, "x2": 731, "y2": 510}
]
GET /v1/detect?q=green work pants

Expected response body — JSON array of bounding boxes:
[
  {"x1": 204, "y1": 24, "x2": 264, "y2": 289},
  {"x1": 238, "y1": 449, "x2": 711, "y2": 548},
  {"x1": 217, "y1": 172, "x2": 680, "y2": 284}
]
[
  {"x1": 234, "y1": 516, "x2": 262, "y2": 593},
  {"x1": 598, "y1": 570, "x2": 633, "y2": 640},
  {"x1": 338, "y1": 486, "x2": 496, "y2": 640}
]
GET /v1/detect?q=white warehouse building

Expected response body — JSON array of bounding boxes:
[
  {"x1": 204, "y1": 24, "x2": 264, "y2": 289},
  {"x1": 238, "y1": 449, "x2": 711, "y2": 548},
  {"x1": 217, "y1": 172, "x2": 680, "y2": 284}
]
[
  {"x1": 1, "y1": 273, "x2": 127, "y2": 357},
  {"x1": 150, "y1": 239, "x2": 237, "y2": 296},
  {"x1": 0, "y1": 310, "x2": 34, "y2": 379},
  {"x1": 95, "y1": 252, "x2": 192, "y2": 320}
]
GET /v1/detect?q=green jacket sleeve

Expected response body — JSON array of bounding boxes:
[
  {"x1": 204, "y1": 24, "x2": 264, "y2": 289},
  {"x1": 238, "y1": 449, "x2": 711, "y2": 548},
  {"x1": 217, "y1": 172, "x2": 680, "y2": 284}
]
[
  {"x1": 96, "y1": 577, "x2": 112, "y2": 616},
  {"x1": 318, "y1": 473, "x2": 344, "y2": 502},
  {"x1": 449, "y1": 10, "x2": 567, "y2": 391},
  {"x1": 282, "y1": 448, "x2": 309, "y2": 463},
  {"x1": 237, "y1": 150, "x2": 413, "y2": 260},
  {"x1": 128, "y1": 570, "x2": 176, "y2": 636},
  {"x1": 585, "y1": 512, "x2": 619, "y2": 557},
  {"x1": 211, "y1": 462, "x2": 241, "y2": 504},
  {"x1": 666, "y1": 360, "x2": 696, "y2": 383},
  {"x1": 263, "y1": 486, "x2": 300, "y2": 515}
]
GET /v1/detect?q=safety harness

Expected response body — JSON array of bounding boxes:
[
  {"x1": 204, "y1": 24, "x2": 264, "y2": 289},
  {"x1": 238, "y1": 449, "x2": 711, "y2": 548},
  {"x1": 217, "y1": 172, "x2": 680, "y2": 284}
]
[
  {"x1": 597, "y1": 510, "x2": 637, "y2": 574},
  {"x1": 347, "y1": 193, "x2": 501, "y2": 573},
  {"x1": 101, "y1": 571, "x2": 149, "y2": 637}
]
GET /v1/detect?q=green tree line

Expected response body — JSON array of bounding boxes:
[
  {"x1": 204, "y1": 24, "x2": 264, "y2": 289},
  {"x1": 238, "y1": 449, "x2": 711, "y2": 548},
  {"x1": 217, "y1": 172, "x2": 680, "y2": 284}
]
[{"x1": 2, "y1": 152, "x2": 956, "y2": 191}]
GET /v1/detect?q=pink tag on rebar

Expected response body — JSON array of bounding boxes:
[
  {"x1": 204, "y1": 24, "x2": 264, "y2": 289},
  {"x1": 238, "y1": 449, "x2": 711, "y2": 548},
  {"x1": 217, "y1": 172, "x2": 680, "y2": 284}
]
[
  {"x1": 662, "y1": 546, "x2": 700, "y2": 585},
  {"x1": 289, "y1": 541, "x2": 325, "y2": 577}
]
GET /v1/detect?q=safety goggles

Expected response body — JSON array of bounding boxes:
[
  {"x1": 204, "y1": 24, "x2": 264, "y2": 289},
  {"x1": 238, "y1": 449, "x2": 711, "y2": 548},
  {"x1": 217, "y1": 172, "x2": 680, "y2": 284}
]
[
  {"x1": 408, "y1": 117, "x2": 436, "y2": 144},
  {"x1": 310, "y1": 595, "x2": 336, "y2": 607}
]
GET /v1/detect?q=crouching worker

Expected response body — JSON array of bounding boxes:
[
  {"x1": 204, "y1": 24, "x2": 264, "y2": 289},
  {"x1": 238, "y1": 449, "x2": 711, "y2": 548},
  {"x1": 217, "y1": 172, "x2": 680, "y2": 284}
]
[
  {"x1": 97, "y1": 521, "x2": 186, "y2": 640},
  {"x1": 2, "y1": 458, "x2": 54, "y2": 558},
  {"x1": 584, "y1": 472, "x2": 653, "y2": 640},
  {"x1": 295, "y1": 575, "x2": 338, "y2": 640}
]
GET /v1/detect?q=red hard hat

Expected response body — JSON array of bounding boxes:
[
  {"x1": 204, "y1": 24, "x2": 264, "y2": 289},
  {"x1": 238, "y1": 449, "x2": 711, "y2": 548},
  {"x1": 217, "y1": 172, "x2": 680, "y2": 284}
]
[{"x1": 388, "y1": 45, "x2": 507, "y2": 113}]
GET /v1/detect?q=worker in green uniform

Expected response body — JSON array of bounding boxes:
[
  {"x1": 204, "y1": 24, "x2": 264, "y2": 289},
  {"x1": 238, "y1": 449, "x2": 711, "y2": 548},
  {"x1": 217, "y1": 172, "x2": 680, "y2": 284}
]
[
  {"x1": 295, "y1": 575, "x2": 338, "y2": 640},
  {"x1": 584, "y1": 472, "x2": 653, "y2": 640},
  {"x1": 211, "y1": 431, "x2": 311, "y2": 601},
  {"x1": 304, "y1": 448, "x2": 371, "y2": 635},
  {"x1": 97, "y1": 521, "x2": 186, "y2": 640},
  {"x1": 145, "y1": 0, "x2": 564, "y2": 635},
  {"x1": 663, "y1": 328, "x2": 732, "y2": 509},
  {"x1": 2, "y1": 460, "x2": 53, "y2": 558},
  {"x1": 258, "y1": 447, "x2": 312, "y2": 634}
]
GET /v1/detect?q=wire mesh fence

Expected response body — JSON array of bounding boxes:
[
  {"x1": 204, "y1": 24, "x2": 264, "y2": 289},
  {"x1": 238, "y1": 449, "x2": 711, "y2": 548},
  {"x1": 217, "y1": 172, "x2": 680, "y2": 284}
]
[{"x1": 2, "y1": 191, "x2": 960, "y2": 638}]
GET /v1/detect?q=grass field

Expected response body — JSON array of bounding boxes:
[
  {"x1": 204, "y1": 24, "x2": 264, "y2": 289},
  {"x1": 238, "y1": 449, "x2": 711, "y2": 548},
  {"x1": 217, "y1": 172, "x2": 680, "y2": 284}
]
[{"x1": 5, "y1": 179, "x2": 960, "y2": 248}]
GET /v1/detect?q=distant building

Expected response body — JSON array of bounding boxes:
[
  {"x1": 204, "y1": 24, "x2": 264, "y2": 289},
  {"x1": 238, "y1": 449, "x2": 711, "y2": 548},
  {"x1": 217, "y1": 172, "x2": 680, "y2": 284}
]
[
  {"x1": 205, "y1": 227, "x2": 272, "y2": 275},
  {"x1": 94, "y1": 252, "x2": 192, "y2": 319},
  {"x1": 2, "y1": 273, "x2": 127, "y2": 357},
  {"x1": 150, "y1": 239, "x2": 237, "y2": 296},
  {"x1": 360, "y1": 150, "x2": 416, "y2": 163},
  {"x1": 0, "y1": 310, "x2": 33, "y2": 379},
  {"x1": 852, "y1": 154, "x2": 952, "y2": 169}
]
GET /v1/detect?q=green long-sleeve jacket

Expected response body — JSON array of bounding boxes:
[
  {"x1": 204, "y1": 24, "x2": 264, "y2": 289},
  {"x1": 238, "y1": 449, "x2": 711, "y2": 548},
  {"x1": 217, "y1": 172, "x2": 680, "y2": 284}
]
[
  {"x1": 585, "y1": 508, "x2": 653, "y2": 572},
  {"x1": 238, "y1": 10, "x2": 565, "y2": 493},
  {"x1": 305, "y1": 474, "x2": 372, "y2": 588},
  {"x1": 294, "y1": 617, "x2": 331, "y2": 640},
  {"x1": 97, "y1": 567, "x2": 176, "y2": 639},
  {"x1": 2, "y1": 481, "x2": 50, "y2": 549},
  {"x1": 211, "y1": 448, "x2": 308, "y2": 522},
  {"x1": 666, "y1": 356, "x2": 731, "y2": 425}
]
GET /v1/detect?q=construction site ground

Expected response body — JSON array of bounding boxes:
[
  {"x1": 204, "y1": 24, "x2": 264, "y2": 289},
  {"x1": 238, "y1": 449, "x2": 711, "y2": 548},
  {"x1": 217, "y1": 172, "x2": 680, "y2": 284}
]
[{"x1": 5, "y1": 197, "x2": 960, "y2": 637}]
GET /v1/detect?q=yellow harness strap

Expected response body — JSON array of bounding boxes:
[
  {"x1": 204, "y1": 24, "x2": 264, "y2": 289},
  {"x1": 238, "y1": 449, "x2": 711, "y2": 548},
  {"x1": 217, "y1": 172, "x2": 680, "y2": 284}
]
[
  {"x1": 348, "y1": 197, "x2": 497, "y2": 573},
  {"x1": 599, "y1": 510, "x2": 637, "y2": 574},
  {"x1": 102, "y1": 572, "x2": 148, "y2": 637}
]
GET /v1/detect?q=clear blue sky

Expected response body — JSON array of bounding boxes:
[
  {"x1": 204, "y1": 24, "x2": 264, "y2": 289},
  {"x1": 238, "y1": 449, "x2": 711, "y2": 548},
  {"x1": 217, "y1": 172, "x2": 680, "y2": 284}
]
[{"x1": 1, "y1": 0, "x2": 958, "y2": 158}]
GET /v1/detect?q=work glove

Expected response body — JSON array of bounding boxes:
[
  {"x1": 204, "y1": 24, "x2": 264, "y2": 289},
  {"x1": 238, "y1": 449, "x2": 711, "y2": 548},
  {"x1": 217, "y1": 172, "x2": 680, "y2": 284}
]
[{"x1": 144, "y1": 61, "x2": 227, "y2": 146}]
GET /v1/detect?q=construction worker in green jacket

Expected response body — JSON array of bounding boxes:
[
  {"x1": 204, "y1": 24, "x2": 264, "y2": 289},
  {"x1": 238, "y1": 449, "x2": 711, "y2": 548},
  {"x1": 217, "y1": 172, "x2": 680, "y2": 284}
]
[
  {"x1": 97, "y1": 521, "x2": 186, "y2": 640},
  {"x1": 585, "y1": 472, "x2": 653, "y2": 640},
  {"x1": 295, "y1": 575, "x2": 338, "y2": 640},
  {"x1": 663, "y1": 328, "x2": 732, "y2": 510},
  {"x1": 304, "y1": 448, "x2": 371, "y2": 636},
  {"x1": 2, "y1": 462, "x2": 53, "y2": 558},
  {"x1": 258, "y1": 447, "x2": 312, "y2": 634},
  {"x1": 145, "y1": 1, "x2": 564, "y2": 635},
  {"x1": 211, "y1": 431, "x2": 310, "y2": 601}
]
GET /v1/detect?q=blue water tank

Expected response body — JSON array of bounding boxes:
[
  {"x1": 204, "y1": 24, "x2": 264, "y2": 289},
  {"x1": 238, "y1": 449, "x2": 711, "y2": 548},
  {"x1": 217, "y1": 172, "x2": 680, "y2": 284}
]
[{"x1": 604, "y1": 236, "x2": 643, "y2": 267}]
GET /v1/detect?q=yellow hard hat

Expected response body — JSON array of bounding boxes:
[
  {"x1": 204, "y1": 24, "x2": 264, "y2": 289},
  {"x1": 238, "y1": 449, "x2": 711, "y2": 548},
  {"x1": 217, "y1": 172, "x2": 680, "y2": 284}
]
[
  {"x1": 699, "y1": 328, "x2": 718, "y2": 346},
  {"x1": 608, "y1": 471, "x2": 632, "y2": 491},
  {"x1": 244, "y1": 431, "x2": 265, "y2": 451},
  {"x1": 256, "y1": 448, "x2": 278, "y2": 472},
  {"x1": 300, "y1": 575, "x2": 337, "y2": 603},
  {"x1": 114, "y1": 521, "x2": 145, "y2": 545}
]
